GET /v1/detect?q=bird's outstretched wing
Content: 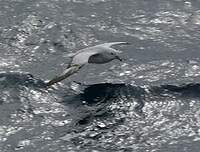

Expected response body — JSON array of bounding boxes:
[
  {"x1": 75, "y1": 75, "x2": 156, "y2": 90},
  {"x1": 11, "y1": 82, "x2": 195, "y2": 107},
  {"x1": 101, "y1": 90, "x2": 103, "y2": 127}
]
[
  {"x1": 95, "y1": 42, "x2": 130, "y2": 48},
  {"x1": 68, "y1": 42, "x2": 129, "y2": 57},
  {"x1": 46, "y1": 65, "x2": 81, "y2": 86}
]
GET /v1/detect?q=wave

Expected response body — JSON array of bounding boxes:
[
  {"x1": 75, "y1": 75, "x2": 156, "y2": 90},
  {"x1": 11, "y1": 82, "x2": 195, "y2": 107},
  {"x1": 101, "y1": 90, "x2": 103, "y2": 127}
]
[{"x1": 1, "y1": 72, "x2": 200, "y2": 101}]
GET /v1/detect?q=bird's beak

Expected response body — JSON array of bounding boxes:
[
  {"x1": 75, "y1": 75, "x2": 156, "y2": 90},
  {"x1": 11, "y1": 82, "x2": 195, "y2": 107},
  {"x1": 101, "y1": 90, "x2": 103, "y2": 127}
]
[{"x1": 116, "y1": 55, "x2": 123, "y2": 61}]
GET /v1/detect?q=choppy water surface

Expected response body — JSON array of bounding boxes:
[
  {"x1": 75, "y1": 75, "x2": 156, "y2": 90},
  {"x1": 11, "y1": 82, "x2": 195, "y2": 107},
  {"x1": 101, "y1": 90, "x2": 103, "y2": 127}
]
[{"x1": 1, "y1": 0, "x2": 200, "y2": 151}]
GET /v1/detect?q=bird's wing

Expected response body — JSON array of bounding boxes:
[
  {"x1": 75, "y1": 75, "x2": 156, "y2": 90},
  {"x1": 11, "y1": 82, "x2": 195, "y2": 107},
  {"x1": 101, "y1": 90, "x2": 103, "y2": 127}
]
[
  {"x1": 74, "y1": 42, "x2": 130, "y2": 54},
  {"x1": 83, "y1": 42, "x2": 130, "y2": 54},
  {"x1": 95, "y1": 42, "x2": 130, "y2": 48},
  {"x1": 46, "y1": 65, "x2": 81, "y2": 86}
]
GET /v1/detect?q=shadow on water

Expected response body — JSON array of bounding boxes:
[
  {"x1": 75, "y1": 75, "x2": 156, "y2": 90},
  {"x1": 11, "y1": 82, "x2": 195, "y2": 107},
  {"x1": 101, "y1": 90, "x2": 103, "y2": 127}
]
[{"x1": 62, "y1": 83, "x2": 146, "y2": 126}]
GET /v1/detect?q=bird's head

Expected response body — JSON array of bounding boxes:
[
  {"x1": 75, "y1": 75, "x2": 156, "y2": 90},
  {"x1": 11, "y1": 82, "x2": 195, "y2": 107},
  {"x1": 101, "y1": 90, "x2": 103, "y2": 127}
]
[{"x1": 107, "y1": 51, "x2": 122, "y2": 61}]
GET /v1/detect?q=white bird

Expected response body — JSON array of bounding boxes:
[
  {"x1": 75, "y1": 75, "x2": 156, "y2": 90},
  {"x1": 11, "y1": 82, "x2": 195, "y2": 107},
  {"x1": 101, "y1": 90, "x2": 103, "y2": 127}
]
[{"x1": 46, "y1": 42, "x2": 129, "y2": 86}]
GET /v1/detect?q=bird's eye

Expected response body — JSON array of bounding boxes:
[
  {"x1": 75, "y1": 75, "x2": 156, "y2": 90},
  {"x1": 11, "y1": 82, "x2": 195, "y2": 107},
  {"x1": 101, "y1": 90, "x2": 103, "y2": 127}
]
[{"x1": 110, "y1": 52, "x2": 114, "y2": 55}]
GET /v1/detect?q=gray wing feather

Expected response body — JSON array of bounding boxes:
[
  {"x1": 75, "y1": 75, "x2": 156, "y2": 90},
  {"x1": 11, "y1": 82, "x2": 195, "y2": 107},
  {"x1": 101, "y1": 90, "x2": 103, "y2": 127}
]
[{"x1": 96, "y1": 42, "x2": 130, "y2": 48}]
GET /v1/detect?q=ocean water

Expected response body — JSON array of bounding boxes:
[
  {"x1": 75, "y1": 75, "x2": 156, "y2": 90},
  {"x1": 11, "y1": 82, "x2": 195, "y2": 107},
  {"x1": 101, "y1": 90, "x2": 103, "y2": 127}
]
[{"x1": 1, "y1": 0, "x2": 200, "y2": 151}]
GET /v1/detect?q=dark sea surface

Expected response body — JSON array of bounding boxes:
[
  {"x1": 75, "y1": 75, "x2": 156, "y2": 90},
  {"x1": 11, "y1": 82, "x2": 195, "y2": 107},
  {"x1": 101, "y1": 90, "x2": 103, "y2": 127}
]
[{"x1": 1, "y1": 0, "x2": 200, "y2": 151}]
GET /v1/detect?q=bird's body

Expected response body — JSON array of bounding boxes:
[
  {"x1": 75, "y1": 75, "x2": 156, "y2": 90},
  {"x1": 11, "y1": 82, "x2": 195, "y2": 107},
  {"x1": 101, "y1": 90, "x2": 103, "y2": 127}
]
[
  {"x1": 69, "y1": 42, "x2": 127, "y2": 66},
  {"x1": 46, "y1": 42, "x2": 129, "y2": 86}
]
